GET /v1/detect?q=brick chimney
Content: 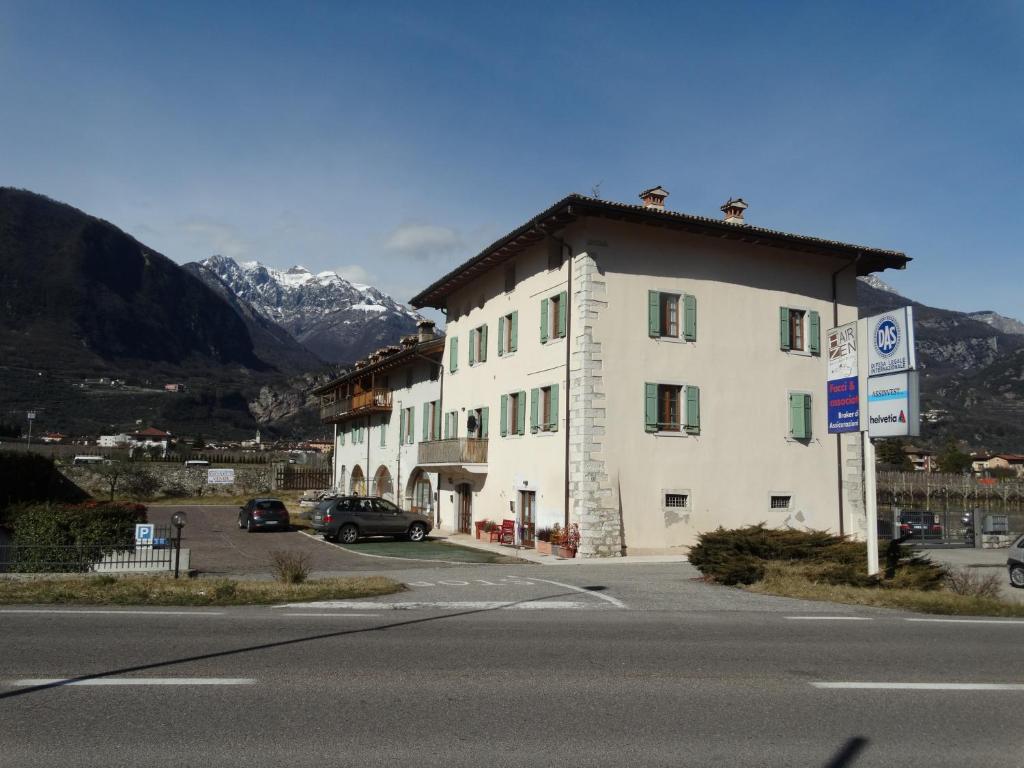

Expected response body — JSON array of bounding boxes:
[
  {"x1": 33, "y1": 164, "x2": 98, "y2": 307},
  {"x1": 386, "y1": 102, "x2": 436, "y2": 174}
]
[
  {"x1": 416, "y1": 319, "x2": 436, "y2": 342},
  {"x1": 720, "y1": 198, "x2": 748, "y2": 225},
  {"x1": 639, "y1": 186, "x2": 669, "y2": 210}
]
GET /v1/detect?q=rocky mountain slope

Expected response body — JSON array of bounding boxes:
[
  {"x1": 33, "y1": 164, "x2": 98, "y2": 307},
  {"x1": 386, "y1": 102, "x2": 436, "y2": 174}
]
[{"x1": 185, "y1": 255, "x2": 421, "y2": 363}]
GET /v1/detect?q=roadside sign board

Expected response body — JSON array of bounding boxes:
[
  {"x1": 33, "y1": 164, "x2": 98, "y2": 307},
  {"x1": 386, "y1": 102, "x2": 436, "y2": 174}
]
[
  {"x1": 867, "y1": 307, "x2": 916, "y2": 377},
  {"x1": 134, "y1": 524, "x2": 155, "y2": 546},
  {"x1": 26, "y1": 411, "x2": 35, "y2": 421},
  {"x1": 207, "y1": 468, "x2": 235, "y2": 484},
  {"x1": 867, "y1": 371, "x2": 920, "y2": 437},
  {"x1": 827, "y1": 376, "x2": 861, "y2": 433},
  {"x1": 827, "y1": 322, "x2": 858, "y2": 381}
]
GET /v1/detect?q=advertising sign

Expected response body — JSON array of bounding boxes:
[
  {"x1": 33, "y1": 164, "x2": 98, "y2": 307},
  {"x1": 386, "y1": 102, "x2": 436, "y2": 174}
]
[
  {"x1": 207, "y1": 468, "x2": 235, "y2": 485},
  {"x1": 867, "y1": 371, "x2": 920, "y2": 437},
  {"x1": 134, "y1": 523, "x2": 155, "y2": 546},
  {"x1": 867, "y1": 307, "x2": 916, "y2": 377},
  {"x1": 827, "y1": 322, "x2": 858, "y2": 381},
  {"x1": 827, "y1": 377, "x2": 861, "y2": 433}
]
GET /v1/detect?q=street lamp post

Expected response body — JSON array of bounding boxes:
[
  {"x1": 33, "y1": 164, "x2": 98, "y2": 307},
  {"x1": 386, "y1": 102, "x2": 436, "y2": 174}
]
[{"x1": 171, "y1": 511, "x2": 187, "y2": 579}]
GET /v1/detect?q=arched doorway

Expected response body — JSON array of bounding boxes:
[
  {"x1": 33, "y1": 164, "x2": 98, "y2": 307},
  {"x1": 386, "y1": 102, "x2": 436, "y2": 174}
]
[
  {"x1": 350, "y1": 465, "x2": 365, "y2": 496},
  {"x1": 372, "y1": 465, "x2": 394, "y2": 501},
  {"x1": 407, "y1": 470, "x2": 433, "y2": 516}
]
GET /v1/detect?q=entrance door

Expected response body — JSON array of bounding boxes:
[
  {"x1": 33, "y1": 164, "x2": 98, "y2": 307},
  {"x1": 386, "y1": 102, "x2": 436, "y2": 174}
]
[
  {"x1": 518, "y1": 490, "x2": 536, "y2": 546},
  {"x1": 457, "y1": 484, "x2": 472, "y2": 534}
]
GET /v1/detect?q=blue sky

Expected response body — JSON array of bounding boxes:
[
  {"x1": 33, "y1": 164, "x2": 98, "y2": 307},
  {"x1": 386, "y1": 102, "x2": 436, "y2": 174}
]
[{"x1": 1, "y1": 1, "x2": 1021, "y2": 321}]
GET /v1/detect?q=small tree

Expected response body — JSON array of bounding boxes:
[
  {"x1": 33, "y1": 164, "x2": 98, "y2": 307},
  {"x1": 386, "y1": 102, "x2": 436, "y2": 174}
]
[
  {"x1": 937, "y1": 441, "x2": 973, "y2": 474},
  {"x1": 91, "y1": 461, "x2": 127, "y2": 501},
  {"x1": 875, "y1": 439, "x2": 912, "y2": 471}
]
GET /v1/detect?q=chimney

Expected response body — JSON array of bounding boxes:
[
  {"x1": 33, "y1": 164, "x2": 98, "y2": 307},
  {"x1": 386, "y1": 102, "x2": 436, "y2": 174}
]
[
  {"x1": 639, "y1": 186, "x2": 669, "y2": 210},
  {"x1": 416, "y1": 319, "x2": 436, "y2": 342},
  {"x1": 720, "y1": 197, "x2": 748, "y2": 225}
]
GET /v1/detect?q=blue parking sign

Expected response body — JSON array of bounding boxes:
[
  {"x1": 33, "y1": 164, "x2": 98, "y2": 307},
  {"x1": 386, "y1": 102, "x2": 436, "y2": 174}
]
[{"x1": 135, "y1": 524, "x2": 155, "y2": 545}]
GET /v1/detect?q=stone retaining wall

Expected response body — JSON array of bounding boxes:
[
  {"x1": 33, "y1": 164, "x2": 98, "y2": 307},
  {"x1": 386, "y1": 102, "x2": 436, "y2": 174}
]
[{"x1": 61, "y1": 463, "x2": 276, "y2": 499}]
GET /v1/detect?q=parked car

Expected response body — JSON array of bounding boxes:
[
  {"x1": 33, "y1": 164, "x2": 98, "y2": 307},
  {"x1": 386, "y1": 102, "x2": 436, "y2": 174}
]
[
  {"x1": 310, "y1": 496, "x2": 432, "y2": 544},
  {"x1": 898, "y1": 510, "x2": 943, "y2": 539},
  {"x1": 238, "y1": 498, "x2": 290, "y2": 532},
  {"x1": 1007, "y1": 534, "x2": 1024, "y2": 588}
]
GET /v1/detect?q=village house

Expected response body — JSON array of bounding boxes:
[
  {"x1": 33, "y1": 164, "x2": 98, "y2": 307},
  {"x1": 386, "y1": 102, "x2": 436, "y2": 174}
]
[
  {"x1": 977, "y1": 453, "x2": 1024, "y2": 478},
  {"x1": 320, "y1": 189, "x2": 909, "y2": 556},
  {"x1": 903, "y1": 444, "x2": 936, "y2": 472}
]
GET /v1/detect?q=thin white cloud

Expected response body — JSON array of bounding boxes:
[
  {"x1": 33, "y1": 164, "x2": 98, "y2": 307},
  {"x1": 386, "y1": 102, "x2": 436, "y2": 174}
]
[
  {"x1": 181, "y1": 219, "x2": 250, "y2": 259},
  {"x1": 383, "y1": 223, "x2": 463, "y2": 260},
  {"x1": 333, "y1": 264, "x2": 375, "y2": 285}
]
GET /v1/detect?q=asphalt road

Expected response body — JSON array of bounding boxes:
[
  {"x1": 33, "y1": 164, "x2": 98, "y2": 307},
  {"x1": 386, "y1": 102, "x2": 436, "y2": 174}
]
[{"x1": 2, "y1": 567, "x2": 1022, "y2": 767}]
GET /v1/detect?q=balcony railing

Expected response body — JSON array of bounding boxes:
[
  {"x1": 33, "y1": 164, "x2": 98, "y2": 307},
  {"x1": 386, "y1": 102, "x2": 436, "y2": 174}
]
[
  {"x1": 319, "y1": 388, "x2": 392, "y2": 423},
  {"x1": 417, "y1": 438, "x2": 489, "y2": 466}
]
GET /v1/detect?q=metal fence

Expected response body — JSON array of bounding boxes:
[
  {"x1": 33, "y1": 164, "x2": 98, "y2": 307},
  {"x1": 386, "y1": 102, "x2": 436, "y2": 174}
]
[
  {"x1": 0, "y1": 526, "x2": 180, "y2": 573},
  {"x1": 275, "y1": 466, "x2": 332, "y2": 491}
]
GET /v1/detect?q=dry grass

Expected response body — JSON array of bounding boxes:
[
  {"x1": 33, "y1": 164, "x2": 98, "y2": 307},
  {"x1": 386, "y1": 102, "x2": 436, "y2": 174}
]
[
  {"x1": 747, "y1": 563, "x2": 1024, "y2": 617},
  {"x1": 0, "y1": 574, "x2": 404, "y2": 606}
]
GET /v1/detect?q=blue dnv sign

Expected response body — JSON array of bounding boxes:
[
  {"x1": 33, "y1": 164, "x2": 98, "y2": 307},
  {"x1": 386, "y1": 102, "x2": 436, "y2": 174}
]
[{"x1": 827, "y1": 376, "x2": 860, "y2": 433}]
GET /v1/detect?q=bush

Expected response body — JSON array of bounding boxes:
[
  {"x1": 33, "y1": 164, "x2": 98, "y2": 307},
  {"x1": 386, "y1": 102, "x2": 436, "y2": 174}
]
[
  {"x1": 269, "y1": 550, "x2": 312, "y2": 584},
  {"x1": 0, "y1": 451, "x2": 88, "y2": 522},
  {"x1": 946, "y1": 568, "x2": 1003, "y2": 599}
]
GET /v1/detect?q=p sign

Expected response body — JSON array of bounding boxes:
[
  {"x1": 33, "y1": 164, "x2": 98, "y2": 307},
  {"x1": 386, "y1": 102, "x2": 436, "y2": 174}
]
[
  {"x1": 867, "y1": 307, "x2": 916, "y2": 376},
  {"x1": 134, "y1": 524, "x2": 155, "y2": 546}
]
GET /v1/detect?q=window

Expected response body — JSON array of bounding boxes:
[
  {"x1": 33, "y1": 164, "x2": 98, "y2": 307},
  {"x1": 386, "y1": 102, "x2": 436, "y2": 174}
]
[
  {"x1": 540, "y1": 291, "x2": 567, "y2": 342},
  {"x1": 500, "y1": 391, "x2": 526, "y2": 436},
  {"x1": 467, "y1": 407, "x2": 489, "y2": 438},
  {"x1": 779, "y1": 307, "x2": 820, "y2": 354},
  {"x1": 788, "y1": 392, "x2": 812, "y2": 439},
  {"x1": 504, "y1": 262, "x2": 516, "y2": 293},
  {"x1": 664, "y1": 493, "x2": 689, "y2": 509},
  {"x1": 444, "y1": 410, "x2": 458, "y2": 439},
  {"x1": 469, "y1": 324, "x2": 488, "y2": 365},
  {"x1": 449, "y1": 337, "x2": 459, "y2": 373},
  {"x1": 648, "y1": 290, "x2": 696, "y2": 341},
  {"x1": 530, "y1": 384, "x2": 560, "y2": 433},
  {"x1": 400, "y1": 406, "x2": 415, "y2": 445},
  {"x1": 770, "y1": 495, "x2": 791, "y2": 510},
  {"x1": 498, "y1": 312, "x2": 518, "y2": 356},
  {"x1": 422, "y1": 400, "x2": 441, "y2": 441},
  {"x1": 644, "y1": 383, "x2": 700, "y2": 434}
]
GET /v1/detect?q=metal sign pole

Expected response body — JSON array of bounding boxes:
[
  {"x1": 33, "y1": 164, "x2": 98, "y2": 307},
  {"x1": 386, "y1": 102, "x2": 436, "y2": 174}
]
[{"x1": 864, "y1": 432, "x2": 879, "y2": 576}]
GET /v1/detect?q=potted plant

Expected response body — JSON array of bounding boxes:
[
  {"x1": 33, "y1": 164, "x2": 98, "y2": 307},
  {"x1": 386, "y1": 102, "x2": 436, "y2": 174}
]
[
  {"x1": 483, "y1": 520, "x2": 500, "y2": 542},
  {"x1": 555, "y1": 523, "x2": 579, "y2": 559},
  {"x1": 474, "y1": 519, "x2": 489, "y2": 539},
  {"x1": 535, "y1": 526, "x2": 554, "y2": 555}
]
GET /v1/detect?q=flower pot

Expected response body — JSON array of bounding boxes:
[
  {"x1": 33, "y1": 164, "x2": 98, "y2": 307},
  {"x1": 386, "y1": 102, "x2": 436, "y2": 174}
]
[
  {"x1": 536, "y1": 540, "x2": 552, "y2": 556},
  {"x1": 553, "y1": 545, "x2": 576, "y2": 559},
  {"x1": 474, "y1": 521, "x2": 486, "y2": 539}
]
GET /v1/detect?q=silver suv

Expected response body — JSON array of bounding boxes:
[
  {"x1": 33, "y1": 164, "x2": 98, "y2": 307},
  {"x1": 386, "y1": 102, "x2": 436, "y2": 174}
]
[{"x1": 1007, "y1": 534, "x2": 1024, "y2": 588}]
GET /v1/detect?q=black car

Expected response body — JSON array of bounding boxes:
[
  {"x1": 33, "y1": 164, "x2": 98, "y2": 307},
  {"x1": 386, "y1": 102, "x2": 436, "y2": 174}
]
[
  {"x1": 310, "y1": 496, "x2": 432, "y2": 544},
  {"x1": 898, "y1": 510, "x2": 943, "y2": 539},
  {"x1": 238, "y1": 498, "x2": 290, "y2": 532}
]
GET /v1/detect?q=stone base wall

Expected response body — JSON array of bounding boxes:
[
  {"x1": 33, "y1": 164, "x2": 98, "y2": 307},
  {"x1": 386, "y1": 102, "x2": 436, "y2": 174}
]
[
  {"x1": 62, "y1": 464, "x2": 276, "y2": 500},
  {"x1": 568, "y1": 250, "x2": 623, "y2": 558}
]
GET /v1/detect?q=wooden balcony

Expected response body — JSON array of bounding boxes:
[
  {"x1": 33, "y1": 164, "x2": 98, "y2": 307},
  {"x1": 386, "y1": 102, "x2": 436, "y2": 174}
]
[
  {"x1": 319, "y1": 388, "x2": 392, "y2": 423},
  {"x1": 417, "y1": 438, "x2": 489, "y2": 466}
]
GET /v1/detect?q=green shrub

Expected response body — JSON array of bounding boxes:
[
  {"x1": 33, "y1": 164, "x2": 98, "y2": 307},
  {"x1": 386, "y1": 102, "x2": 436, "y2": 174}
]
[{"x1": 0, "y1": 451, "x2": 88, "y2": 524}]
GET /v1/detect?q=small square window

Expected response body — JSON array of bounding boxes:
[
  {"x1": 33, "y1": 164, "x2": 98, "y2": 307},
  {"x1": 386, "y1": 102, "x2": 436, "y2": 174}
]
[
  {"x1": 770, "y1": 495, "x2": 791, "y2": 510},
  {"x1": 664, "y1": 493, "x2": 689, "y2": 509}
]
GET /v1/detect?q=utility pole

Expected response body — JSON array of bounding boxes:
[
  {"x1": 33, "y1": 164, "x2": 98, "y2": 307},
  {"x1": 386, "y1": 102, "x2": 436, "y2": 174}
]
[{"x1": 26, "y1": 411, "x2": 35, "y2": 448}]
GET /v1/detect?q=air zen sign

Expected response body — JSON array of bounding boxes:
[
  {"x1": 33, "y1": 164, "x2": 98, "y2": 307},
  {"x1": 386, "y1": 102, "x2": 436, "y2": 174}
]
[{"x1": 826, "y1": 321, "x2": 860, "y2": 434}]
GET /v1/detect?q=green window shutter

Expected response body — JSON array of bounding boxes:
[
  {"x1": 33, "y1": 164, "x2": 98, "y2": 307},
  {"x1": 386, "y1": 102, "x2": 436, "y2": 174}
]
[
  {"x1": 409, "y1": 406, "x2": 415, "y2": 444},
  {"x1": 557, "y1": 291, "x2": 567, "y2": 337},
  {"x1": 540, "y1": 298, "x2": 549, "y2": 343},
  {"x1": 517, "y1": 391, "x2": 527, "y2": 435},
  {"x1": 380, "y1": 418, "x2": 386, "y2": 447},
  {"x1": 468, "y1": 329, "x2": 476, "y2": 365},
  {"x1": 422, "y1": 402, "x2": 430, "y2": 441},
  {"x1": 789, "y1": 393, "x2": 811, "y2": 439},
  {"x1": 443, "y1": 412, "x2": 449, "y2": 440},
  {"x1": 779, "y1": 307, "x2": 791, "y2": 350},
  {"x1": 549, "y1": 383, "x2": 559, "y2": 432},
  {"x1": 497, "y1": 316, "x2": 505, "y2": 356},
  {"x1": 450, "y1": 337, "x2": 458, "y2": 373},
  {"x1": 434, "y1": 401, "x2": 442, "y2": 439},
  {"x1": 399, "y1": 412, "x2": 405, "y2": 445},
  {"x1": 648, "y1": 290, "x2": 660, "y2": 337},
  {"x1": 683, "y1": 294, "x2": 697, "y2": 342},
  {"x1": 480, "y1": 324, "x2": 488, "y2": 362},
  {"x1": 645, "y1": 383, "x2": 658, "y2": 432},
  {"x1": 685, "y1": 386, "x2": 700, "y2": 435},
  {"x1": 530, "y1": 388, "x2": 539, "y2": 433},
  {"x1": 809, "y1": 311, "x2": 821, "y2": 355},
  {"x1": 500, "y1": 394, "x2": 508, "y2": 437},
  {"x1": 340, "y1": 428, "x2": 345, "y2": 446},
  {"x1": 481, "y1": 407, "x2": 489, "y2": 438},
  {"x1": 511, "y1": 311, "x2": 518, "y2": 352}
]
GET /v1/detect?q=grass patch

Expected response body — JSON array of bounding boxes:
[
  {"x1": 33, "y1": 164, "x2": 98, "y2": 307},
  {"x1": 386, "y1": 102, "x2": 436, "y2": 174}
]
[
  {"x1": 747, "y1": 562, "x2": 1024, "y2": 617},
  {"x1": 0, "y1": 574, "x2": 405, "y2": 606},
  {"x1": 336, "y1": 537, "x2": 526, "y2": 564}
]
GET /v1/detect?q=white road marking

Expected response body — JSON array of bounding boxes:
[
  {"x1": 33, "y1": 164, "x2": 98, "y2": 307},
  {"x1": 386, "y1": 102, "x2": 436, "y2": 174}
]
[
  {"x1": 905, "y1": 618, "x2": 1024, "y2": 625},
  {"x1": 276, "y1": 600, "x2": 598, "y2": 610},
  {"x1": 12, "y1": 678, "x2": 254, "y2": 687},
  {"x1": 528, "y1": 577, "x2": 627, "y2": 608},
  {"x1": 282, "y1": 613, "x2": 380, "y2": 617},
  {"x1": 785, "y1": 616, "x2": 872, "y2": 621},
  {"x1": 813, "y1": 682, "x2": 1024, "y2": 691},
  {"x1": 0, "y1": 610, "x2": 225, "y2": 616}
]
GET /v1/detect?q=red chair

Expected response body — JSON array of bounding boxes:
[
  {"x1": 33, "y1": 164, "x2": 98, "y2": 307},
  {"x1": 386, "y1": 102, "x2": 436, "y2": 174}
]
[{"x1": 498, "y1": 519, "x2": 516, "y2": 545}]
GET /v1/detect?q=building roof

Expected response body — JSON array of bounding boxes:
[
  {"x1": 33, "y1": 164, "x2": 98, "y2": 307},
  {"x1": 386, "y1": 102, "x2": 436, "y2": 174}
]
[
  {"x1": 134, "y1": 427, "x2": 171, "y2": 438},
  {"x1": 410, "y1": 193, "x2": 910, "y2": 309},
  {"x1": 311, "y1": 336, "x2": 445, "y2": 395}
]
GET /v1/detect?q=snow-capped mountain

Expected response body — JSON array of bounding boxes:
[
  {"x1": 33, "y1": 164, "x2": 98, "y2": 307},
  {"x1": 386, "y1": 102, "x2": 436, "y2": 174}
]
[
  {"x1": 185, "y1": 255, "x2": 422, "y2": 363},
  {"x1": 967, "y1": 310, "x2": 1024, "y2": 336},
  {"x1": 856, "y1": 275, "x2": 903, "y2": 296}
]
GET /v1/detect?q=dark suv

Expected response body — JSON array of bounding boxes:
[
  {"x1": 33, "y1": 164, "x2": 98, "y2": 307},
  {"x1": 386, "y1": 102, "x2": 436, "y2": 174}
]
[
  {"x1": 310, "y1": 496, "x2": 432, "y2": 544},
  {"x1": 238, "y1": 498, "x2": 290, "y2": 532},
  {"x1": 898, "y1": 511, "x2": 943, "y2": 539}
]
